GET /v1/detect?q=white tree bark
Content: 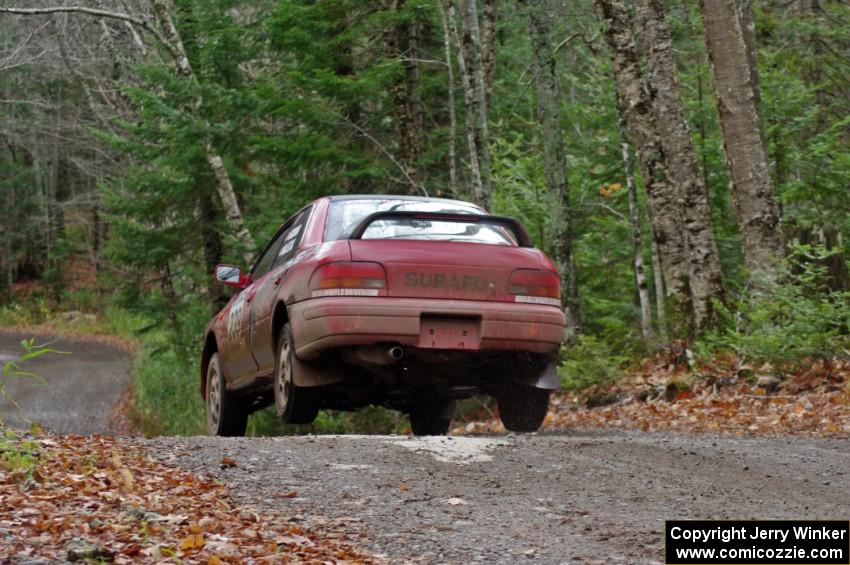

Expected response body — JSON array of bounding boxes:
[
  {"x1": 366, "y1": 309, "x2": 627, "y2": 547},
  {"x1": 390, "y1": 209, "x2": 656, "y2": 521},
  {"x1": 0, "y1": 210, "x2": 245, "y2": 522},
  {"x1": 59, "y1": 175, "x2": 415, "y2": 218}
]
[
  {"x1": 618, "y1": 106, "x2": 654, "y2": 349},
  {"x1": 446, "y1": 0, "x2": 484, "y2": 204},
  {"x1": 458, "y1": 0, "x2": 493, "y2": 210}
]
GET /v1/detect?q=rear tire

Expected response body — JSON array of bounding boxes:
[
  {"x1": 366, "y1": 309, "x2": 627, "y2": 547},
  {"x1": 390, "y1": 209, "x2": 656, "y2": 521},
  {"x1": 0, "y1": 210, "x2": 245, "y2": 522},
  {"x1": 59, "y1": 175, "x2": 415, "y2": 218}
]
[
  {"x1": 206, "y1": 353, "x2": 248, "y2": 436},
  {"x1": 275, "y1": 323, "x2": 320, "y2": 424},
  {"x1": 498, "y1": 386, "x2": 550, "y2": 433},
  {"x1": 409, "y1": 399, "x2": 455, "y2": 435}
]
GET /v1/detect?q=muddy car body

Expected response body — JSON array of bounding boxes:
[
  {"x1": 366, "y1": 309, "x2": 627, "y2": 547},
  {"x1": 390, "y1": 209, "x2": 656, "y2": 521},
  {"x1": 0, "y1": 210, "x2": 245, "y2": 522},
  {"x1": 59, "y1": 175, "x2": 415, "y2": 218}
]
[{"x1": 201, "y1": 195, "x2": 566, "y2": 435}]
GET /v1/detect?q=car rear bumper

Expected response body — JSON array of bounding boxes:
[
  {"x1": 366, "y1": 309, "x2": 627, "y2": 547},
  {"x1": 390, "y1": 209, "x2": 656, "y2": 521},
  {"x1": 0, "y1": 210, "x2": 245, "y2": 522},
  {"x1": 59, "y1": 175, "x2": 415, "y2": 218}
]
[{"x1": 289, "y1": 296, "x2": 566, "y2": 360}]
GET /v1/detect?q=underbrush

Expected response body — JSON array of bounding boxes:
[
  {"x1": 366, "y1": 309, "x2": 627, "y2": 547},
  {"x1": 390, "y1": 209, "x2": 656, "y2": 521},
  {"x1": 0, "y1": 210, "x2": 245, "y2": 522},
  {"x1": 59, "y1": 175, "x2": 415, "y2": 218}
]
[
  {"x1": 0, "y1": 430, "x2": 40, "y2": 479},
  {"x1": 132, "y1": 347, "x2": 206, "y2": 436},
  {"x1": 558, "y1": 334, "x2": 631, "y2": 392},
  {"x1": 247, "y1": 405, "x2": 409, "y2": 436},
  {"x1": 697, "y1": 252, "x2": 850, "y2": 371},
  {"x1": 557, "y1": 251, "x2": 850, "y2": 395}
]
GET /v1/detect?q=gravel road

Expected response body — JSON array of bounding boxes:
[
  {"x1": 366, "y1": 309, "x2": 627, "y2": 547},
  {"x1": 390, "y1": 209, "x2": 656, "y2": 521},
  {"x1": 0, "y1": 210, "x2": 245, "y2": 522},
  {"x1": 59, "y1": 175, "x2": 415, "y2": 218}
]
[
  {"x1": 143, "y1": 431, "x2": 850, "y2": 564},
  {"x1": 3, "y1": 332, "x2": 848, "y2": 563},
  {"x1": 0, "y1": 331, "x2": 131, "y2": 434}
]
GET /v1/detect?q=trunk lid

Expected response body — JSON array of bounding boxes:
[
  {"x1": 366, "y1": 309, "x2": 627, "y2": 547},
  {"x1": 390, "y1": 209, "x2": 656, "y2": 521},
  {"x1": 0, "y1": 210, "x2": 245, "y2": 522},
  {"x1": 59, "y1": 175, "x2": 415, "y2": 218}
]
[{"x1": 349, "y1": 240, "x2": 552, "y2": 302}]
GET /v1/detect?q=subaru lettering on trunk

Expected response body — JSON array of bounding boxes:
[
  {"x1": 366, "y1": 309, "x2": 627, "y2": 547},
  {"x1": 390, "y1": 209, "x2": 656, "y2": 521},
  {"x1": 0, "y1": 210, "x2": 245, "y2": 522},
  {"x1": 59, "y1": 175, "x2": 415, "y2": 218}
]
[
  {"x1": 404, "y1": 272, "x2": 491, "y2": 291},
  {"x1": 201, "y1": 195, "x2": 566, "y2": 437}
]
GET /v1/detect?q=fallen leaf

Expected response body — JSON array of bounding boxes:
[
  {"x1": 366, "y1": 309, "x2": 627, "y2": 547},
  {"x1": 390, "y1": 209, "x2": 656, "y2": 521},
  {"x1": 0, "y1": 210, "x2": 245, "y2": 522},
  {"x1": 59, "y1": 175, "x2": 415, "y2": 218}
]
[
  {"x1": 119, "y1": 467, "x2": 135, "y2": 491},
  {"x1": 179, "y1": 533, "x2": 205, "y2": 551},
  {"x1": 220, "y1": 456, "x2": 237, "y2": 468}
]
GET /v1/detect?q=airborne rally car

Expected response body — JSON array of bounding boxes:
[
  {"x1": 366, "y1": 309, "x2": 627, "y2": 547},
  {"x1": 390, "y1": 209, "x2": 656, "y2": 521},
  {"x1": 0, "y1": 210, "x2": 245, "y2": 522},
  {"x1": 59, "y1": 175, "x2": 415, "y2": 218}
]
[{"x1": 201, "y1": 195, "x2": 566, "y2": 436}]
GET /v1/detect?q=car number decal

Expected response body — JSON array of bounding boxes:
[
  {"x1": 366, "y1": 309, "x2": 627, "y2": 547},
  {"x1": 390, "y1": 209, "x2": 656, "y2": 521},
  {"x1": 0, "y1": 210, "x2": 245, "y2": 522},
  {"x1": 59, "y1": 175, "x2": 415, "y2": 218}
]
[{"x1": 227, "y1": 292, "x2": 247, "y2": 340}]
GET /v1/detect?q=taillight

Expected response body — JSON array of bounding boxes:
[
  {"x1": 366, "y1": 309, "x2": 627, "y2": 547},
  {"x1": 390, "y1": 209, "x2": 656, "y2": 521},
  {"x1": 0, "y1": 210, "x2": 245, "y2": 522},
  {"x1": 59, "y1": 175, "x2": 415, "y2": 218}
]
[
  {"x1": 310, "y1": 262, "x2": 387, "y2": 297},
  {"x1": 508, "y1": 269, "x2": 561, "y2": 306}
]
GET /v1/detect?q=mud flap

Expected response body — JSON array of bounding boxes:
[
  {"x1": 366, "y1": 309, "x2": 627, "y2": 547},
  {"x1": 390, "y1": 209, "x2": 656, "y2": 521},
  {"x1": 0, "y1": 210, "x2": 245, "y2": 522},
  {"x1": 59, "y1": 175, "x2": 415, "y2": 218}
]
[
  {"x1": 292, "y1": 354, "x2": 345, "y2": 388},
  {"x1": 524, "y1": 358, "x2": 560, "y2": 390}
]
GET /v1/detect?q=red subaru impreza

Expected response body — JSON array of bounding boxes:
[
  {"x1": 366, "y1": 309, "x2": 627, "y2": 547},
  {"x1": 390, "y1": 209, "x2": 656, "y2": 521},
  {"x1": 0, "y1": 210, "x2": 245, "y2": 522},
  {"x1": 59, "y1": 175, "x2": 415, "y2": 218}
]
[{"x1": 201, "y1": 195, "x2": 565, "y2": 436}]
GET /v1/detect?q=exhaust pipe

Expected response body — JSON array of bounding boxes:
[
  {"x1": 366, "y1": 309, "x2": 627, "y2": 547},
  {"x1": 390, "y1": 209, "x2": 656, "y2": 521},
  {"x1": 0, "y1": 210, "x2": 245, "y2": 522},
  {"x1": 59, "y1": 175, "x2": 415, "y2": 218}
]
[
  {"x1": 346, "y1": 345, "x2": 404, "y2": 366},
  {"x1": 388, "y1": 346, "x2": 404, "y2": 362}
]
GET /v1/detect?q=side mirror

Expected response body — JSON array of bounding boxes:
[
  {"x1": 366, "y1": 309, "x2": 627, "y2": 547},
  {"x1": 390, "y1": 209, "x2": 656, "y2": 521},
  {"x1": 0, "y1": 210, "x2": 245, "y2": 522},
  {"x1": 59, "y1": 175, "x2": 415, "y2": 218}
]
[{"x1": 214, "y1": 264, "x2": 251, "y2": 289}]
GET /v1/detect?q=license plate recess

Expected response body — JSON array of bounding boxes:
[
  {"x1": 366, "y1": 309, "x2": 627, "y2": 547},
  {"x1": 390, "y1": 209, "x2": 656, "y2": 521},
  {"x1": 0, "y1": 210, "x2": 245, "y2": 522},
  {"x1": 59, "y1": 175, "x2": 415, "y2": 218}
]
[{"x1": 418, "y1": 316, "x2": 481, "y2": 350}]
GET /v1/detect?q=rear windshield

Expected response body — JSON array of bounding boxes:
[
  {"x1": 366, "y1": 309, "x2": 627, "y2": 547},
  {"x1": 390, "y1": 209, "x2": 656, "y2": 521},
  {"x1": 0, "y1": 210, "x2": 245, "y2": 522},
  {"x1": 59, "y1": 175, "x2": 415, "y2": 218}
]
[{"x1": 324, "y1": 198, "x2": 515, "y2": 246}]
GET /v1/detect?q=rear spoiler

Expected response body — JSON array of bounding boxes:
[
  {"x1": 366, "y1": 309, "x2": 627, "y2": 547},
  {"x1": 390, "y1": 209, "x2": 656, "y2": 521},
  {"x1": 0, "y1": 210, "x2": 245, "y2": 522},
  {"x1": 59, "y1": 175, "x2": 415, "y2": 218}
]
[{"x1": 346, "y1": 210, "x2": 534, "y2": 247}]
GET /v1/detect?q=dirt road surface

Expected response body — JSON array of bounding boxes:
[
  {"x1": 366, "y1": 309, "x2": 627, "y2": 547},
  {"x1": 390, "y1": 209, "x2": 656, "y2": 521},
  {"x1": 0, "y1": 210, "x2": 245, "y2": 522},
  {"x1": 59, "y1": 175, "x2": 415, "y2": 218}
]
[
  {"x1": 0, "y1": 331, "x2": 131, "y2": 434},
  {"x1": 143, "y1": 432, "x2": 850, "y2": 564},
  {"x1": 3, "y1": 332, "x2": 848, "y2": 563}
]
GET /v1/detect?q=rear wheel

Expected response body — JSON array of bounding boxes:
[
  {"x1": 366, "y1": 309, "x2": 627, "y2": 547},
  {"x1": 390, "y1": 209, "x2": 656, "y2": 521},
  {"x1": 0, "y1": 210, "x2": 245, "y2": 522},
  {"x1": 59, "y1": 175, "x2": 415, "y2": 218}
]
[
  {"x1": 275, "y1": 323, "x2": 320, "y2": 424},
  {"x1": 498, "y1": 386, "x2": 550, "y2": 433},
  {"x1": 206, "y1": 353, "x2": 248, "y2": 436},
  {"x1": 409, "y1": 399, "x2": 456, "y2": 435}
]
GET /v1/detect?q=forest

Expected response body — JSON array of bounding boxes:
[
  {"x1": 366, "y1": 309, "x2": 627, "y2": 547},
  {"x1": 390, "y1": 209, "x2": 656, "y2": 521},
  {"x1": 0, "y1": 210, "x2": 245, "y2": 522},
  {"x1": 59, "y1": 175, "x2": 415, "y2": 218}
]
[{"x1": 0, "y1": 0, "x2": 848, "y2": 435}]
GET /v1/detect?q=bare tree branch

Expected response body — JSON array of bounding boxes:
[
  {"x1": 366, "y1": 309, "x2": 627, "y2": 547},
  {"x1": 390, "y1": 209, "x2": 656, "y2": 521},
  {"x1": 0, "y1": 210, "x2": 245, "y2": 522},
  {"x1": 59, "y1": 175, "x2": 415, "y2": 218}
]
[
  {"x1": 0, "y1": 99, "x2": 56, "y2": 108},
  {"x1": 0, "y1": 6, "x2": 173, "y2": 59},
  {"x1": 0, "y1": 20, "x2": 49, "y2": 71}
]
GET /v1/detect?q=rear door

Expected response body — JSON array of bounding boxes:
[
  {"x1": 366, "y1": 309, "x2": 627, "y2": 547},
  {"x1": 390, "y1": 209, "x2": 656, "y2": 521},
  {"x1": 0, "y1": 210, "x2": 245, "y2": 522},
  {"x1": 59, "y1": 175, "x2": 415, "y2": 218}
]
[
  {"x1": 248, "y1": 207, "x2": 311, "y2": 376},
  {"x1": 223, "y1": 228, "x2": 287, "y2": 383}
]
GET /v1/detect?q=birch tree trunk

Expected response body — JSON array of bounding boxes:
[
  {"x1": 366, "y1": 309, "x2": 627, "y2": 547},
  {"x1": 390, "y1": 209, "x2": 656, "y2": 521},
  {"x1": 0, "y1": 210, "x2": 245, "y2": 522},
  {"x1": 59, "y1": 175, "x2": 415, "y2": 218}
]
[
  {"x1": 527, "y1": 0, "x2": 580, "y2": 339},
  {"x1": 699, "y1": 0, "x2": 784, "y2": 279},
  {"x1": 651, "y1": 235, "x2": 669, "y2": 343},
  {"x1": 458, "y1": 0, "x2": 493, "y2": 210},
  {"x1": 595, "y1": 0, "x2": 691, "y2": 335},
  {"x1": 618, "y1": 105, "x2": 654, "y2": 348},
  {"x1": 151, "y1": 0, "x2": 255, "y2": 266},
  {"x1": 634, "y1": 0, "x2": 724, "y2": 329},
  {"x1": 447, "y1": 0, "x2": 484, "y2": 204}
]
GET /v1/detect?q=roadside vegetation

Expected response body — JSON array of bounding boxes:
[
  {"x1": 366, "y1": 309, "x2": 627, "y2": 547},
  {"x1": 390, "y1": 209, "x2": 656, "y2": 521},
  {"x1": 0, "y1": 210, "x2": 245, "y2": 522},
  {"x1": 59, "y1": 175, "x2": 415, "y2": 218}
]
[{"x1": 0, "y1": 1, "x2": 848, "y2": 436}]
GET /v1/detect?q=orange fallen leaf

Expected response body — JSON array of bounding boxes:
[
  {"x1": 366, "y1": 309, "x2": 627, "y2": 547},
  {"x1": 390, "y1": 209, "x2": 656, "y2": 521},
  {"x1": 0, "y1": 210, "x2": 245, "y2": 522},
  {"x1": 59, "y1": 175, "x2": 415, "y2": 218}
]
[
  {"x1": 220, "y1": 456, "x2": 237, "y2": 468},
  {"x1": 180, "y1": 533, "x2": 205, "y2": 551},
  {"x1": 399, "y1": 483, "x2": 411, "y2": 492}
]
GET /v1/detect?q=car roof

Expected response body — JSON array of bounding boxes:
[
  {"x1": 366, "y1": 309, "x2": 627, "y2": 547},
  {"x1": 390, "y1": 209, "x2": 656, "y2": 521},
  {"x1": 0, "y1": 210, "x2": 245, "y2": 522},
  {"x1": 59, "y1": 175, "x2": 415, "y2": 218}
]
[{"x1": 326, "y1": 194, "x2": 481, "y2": 208}]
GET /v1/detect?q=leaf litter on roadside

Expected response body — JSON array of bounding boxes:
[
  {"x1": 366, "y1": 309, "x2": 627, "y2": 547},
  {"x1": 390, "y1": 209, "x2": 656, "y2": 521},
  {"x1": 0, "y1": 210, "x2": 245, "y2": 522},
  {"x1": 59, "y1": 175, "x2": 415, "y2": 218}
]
[
  {"x1": 456, "y1": 352, "x2": 850, "y2": 437},
  {"x1": 0, "y1": 431, "x2": 378, "y2": 563}
]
